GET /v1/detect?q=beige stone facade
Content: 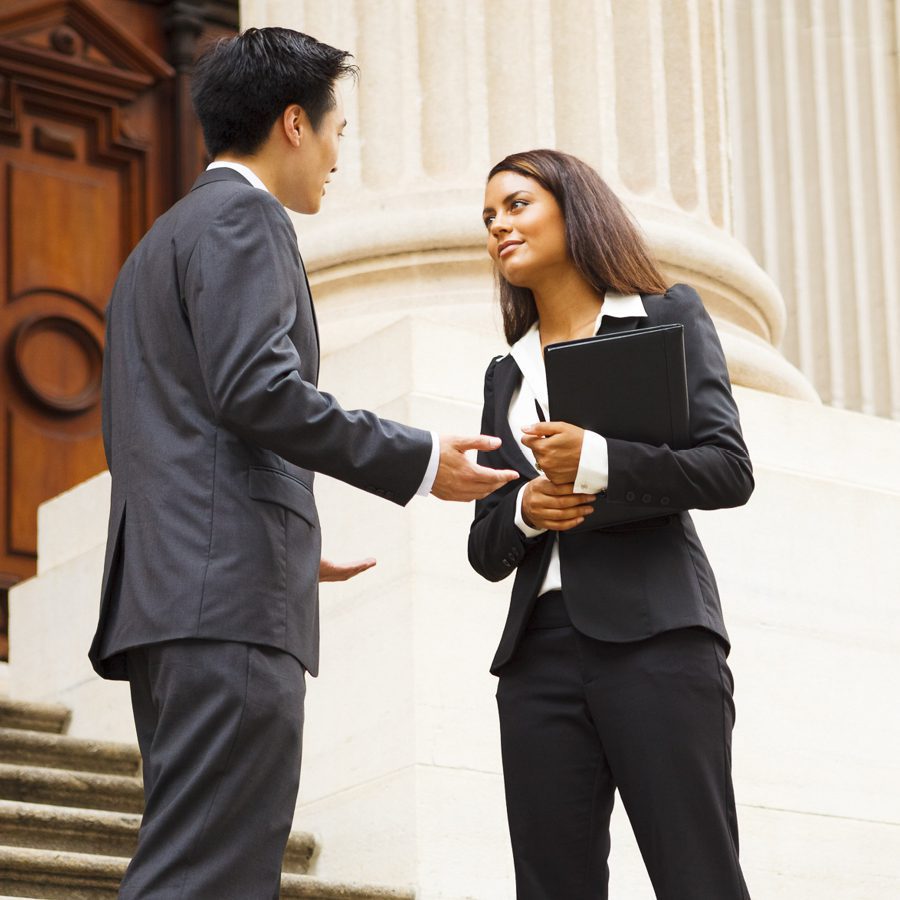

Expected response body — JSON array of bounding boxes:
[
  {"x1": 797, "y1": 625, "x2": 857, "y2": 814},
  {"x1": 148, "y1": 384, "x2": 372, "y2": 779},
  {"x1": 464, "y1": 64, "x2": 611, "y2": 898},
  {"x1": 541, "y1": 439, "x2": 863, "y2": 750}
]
[{"x1": 7, "y1": 2, "x2": 900, "y2": 899}]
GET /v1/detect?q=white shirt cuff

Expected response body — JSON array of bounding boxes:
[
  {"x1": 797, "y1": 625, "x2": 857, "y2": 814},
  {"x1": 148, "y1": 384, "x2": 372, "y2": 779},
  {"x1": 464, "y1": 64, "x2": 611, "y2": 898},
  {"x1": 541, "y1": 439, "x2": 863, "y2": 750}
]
[
  {"x1": 514, "y1": 483, "x2": 548, "y2": 537},
  {"x1": 574, "y1": 430, "x2": 609, "y2": 494},
  {"x1": 416, "y1": 431, "x2": 441, "y2": 497}
]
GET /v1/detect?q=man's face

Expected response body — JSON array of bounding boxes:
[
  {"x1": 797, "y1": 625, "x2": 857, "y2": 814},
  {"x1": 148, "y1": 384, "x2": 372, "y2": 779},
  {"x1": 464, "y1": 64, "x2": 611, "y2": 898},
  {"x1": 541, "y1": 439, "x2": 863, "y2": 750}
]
[{"x1": 288, "y1": 88, "x2": 345, "y2": 215}]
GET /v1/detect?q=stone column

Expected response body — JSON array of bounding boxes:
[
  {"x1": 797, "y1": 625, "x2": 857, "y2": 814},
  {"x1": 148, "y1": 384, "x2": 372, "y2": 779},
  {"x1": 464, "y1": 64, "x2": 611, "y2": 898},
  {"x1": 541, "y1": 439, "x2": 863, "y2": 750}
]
[
  {"x1": 247, "y1": 0, "x2": 817, "y2": 402},
  {"x1": 724, "y1": 0, "x2": 900, "y2": 419}
]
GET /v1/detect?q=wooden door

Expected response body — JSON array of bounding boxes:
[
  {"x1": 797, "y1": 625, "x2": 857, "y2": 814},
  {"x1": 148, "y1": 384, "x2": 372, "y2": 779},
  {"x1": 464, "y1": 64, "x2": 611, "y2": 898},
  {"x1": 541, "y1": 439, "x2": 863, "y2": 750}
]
[{"x1": 0, "y1": 0, "x2": 234, "y2": 657}]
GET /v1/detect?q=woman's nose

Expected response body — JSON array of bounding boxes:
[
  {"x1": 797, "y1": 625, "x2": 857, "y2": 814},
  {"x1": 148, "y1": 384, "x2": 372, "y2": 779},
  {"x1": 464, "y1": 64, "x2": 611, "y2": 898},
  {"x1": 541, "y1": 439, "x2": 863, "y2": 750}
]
[{"x1": 490, "y1": 216, "x2": 509, "y2": 238}]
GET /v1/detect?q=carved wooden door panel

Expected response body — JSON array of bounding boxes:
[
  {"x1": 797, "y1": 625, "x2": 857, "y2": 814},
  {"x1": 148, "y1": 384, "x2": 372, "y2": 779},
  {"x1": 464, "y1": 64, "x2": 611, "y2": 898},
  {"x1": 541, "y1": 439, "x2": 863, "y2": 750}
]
[{"x1": 0, "y1": 0, "x2": 176, "y2": 648}]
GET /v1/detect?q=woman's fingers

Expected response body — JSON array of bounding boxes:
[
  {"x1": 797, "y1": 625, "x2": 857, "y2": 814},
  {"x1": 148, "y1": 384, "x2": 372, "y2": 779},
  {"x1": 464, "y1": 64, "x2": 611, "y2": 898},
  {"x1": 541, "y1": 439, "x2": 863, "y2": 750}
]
[
  {"x1": 550, "y1": 516, "x2": 587, "y2": 531},
  {"x1": 530, "y1": 478, "x2": 574, "y2": 495},
  {"x1": 523, "y1": 477, "x2": 596, "y2": 529},
  {"x1": 532, "y1": 481, "x2": 595, "y2": 502},
  {"x1": 540, "y1": 504, "x2": 595, "y2": 520}
]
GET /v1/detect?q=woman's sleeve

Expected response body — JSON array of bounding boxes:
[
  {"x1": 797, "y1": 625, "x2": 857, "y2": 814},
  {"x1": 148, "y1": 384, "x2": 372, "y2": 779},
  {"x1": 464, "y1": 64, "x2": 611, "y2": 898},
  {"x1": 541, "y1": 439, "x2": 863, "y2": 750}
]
[
  {"x1": 603, "y1": 283, "x2": 754, "y2": 511},
  {"x1": 468, "y1": 358, "x2": 544, "y2": 582}
]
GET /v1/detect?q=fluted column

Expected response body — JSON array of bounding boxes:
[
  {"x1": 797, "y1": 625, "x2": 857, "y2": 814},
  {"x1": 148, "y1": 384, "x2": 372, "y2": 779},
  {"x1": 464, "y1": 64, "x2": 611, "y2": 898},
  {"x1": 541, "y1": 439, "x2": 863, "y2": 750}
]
[
  {"x1": 245, "y1": 0, "x2": 818, "y2": 402},
  {"x1": 725, "y1": 0, "x2": 900, "y2": 419}
]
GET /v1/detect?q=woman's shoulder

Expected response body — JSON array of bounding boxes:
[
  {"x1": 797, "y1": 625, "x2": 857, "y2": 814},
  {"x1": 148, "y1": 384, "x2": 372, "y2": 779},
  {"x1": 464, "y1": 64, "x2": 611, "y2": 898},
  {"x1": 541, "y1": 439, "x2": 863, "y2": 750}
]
[{"x1": 641, "y1": 282, "x2": 705, "y2": 322}]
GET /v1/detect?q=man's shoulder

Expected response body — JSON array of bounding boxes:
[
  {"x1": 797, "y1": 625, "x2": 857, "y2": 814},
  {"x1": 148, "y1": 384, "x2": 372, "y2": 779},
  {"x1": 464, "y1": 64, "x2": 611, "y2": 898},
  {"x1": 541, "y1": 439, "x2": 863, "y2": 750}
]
[{"x1": 139, "y1": 179, "x2": 290, "y2": 258}]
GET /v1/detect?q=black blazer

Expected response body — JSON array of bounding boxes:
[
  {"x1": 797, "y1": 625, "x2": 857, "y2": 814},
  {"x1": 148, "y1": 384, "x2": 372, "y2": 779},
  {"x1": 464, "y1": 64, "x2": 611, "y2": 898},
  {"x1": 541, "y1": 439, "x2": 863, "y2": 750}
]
[
  {"x1": 468, "y1": 284, "x2": 754, "y2": 673},
  {"x1": 90, "y1": 169, "x2": 432, "y2": 681}
]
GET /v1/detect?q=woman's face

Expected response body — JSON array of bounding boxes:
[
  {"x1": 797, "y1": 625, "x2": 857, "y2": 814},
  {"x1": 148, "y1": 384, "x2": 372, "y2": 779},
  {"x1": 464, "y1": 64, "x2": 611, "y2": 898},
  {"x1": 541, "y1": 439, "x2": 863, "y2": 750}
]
[{"x1": 482, "y1": 171, "x2": 569, "y2": 289}]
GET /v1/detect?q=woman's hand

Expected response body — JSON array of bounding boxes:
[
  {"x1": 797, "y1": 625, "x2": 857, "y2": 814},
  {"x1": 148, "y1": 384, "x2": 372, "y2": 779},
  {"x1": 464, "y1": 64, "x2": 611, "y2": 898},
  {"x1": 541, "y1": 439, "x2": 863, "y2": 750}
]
[
  {"x1": 319, "y1": 557, "x2": 376, "y2": 582},
  {"x1": 522, "y1": 476, "x2": 596, "y2": 532},
  {"x1": 521, "y1": 421, "x2": 584, "y2": 484}
]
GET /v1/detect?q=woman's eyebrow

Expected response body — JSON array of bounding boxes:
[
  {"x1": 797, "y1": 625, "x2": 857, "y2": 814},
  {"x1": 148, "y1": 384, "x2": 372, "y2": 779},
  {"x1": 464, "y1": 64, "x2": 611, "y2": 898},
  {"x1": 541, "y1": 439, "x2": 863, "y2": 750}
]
[{"x1": 482, "y1": 191, "x2": 532, "y2": 217}]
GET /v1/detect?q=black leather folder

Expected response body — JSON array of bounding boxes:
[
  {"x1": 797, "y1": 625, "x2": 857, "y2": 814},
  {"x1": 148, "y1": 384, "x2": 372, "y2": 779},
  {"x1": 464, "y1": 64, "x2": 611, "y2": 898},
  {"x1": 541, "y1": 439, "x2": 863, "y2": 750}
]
[{"x1": 544, "y1": 323, "x2": 689, "y2": 530}]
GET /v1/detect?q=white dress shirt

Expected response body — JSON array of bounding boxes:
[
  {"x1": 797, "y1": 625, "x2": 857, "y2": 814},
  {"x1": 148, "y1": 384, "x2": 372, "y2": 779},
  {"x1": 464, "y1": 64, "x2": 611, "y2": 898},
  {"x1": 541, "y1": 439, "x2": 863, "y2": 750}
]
[
  {"x1": 509, "y1": 292, "x2": 648, "y2": 596},
  {"x1": 204, "y1": 162, "x2": 440, "y2": 496}
]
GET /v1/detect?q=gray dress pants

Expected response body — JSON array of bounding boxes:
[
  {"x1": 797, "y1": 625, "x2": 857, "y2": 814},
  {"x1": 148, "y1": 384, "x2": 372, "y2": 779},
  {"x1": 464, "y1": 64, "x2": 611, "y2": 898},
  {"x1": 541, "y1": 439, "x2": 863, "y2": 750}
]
[{"x1": 119, "y1": 639, "x2": 306, "y2": 899}]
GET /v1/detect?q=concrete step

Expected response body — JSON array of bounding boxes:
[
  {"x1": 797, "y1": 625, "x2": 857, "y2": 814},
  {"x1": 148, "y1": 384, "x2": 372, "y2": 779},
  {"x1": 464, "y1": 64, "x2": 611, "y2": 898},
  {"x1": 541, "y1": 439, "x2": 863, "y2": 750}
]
[
  {"x1": 280, "y1": 875, "x2": 415, "y2": 899},
  {"x1": 0, "y1": 846, "x2": 126, "y2": 899},
  {"x1": 0, "y1": 765, "x2": 142, "y2": 815},
  {"x1": 0, "y1": 799, "x2": 315, "y2": 873},
  {"x1": 0, "y1": 702, "x2": 69, "y2": 736},
  {"x1": 0, "y1": 847, "x2": 414, "y2": 899},
  {"x1": 0, "y1": 801, "x2": 138, "y2": 858},
  {"x1": 0, "y1": 730, "x2": 141, "y2": 777}
]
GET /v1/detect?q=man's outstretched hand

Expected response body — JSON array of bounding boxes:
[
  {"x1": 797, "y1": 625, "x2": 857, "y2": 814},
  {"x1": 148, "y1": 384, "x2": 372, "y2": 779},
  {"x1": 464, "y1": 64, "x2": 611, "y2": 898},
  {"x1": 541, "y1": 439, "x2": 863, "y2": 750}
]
[
  {"x1": 319, "y1": 557, "x2": 376, "y2": 582},
  {"x1": 431, "y1": 435, "x2": 519, "y2": 501}
]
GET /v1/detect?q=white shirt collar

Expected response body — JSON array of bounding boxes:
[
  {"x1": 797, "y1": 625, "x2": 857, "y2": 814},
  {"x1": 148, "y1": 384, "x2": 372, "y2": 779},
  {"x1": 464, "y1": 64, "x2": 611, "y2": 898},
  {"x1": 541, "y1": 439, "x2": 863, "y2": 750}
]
[
  {"x1": 206, "y1": 161, "x2": 270, "y2": 194},
  {"x1": 509, "y1": 292, "x2": 647, "y2": 415},
  {"x1": 598, "y1": 291, "x2": 647, "y2": 323}
]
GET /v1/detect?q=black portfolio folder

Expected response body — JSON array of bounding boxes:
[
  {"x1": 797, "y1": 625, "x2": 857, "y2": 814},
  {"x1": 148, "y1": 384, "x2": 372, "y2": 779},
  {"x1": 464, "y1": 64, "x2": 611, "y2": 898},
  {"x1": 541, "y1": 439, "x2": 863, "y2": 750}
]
[{"x1": 544, "y1": 323, "x2": 689, "y2": 530}]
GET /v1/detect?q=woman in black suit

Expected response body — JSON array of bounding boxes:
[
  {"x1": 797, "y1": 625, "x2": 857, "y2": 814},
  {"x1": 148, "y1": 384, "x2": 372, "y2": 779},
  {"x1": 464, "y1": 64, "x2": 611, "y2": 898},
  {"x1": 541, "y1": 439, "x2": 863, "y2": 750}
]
[{"x1": 469, "y1": 149, "x2": 754, "y2": 900}]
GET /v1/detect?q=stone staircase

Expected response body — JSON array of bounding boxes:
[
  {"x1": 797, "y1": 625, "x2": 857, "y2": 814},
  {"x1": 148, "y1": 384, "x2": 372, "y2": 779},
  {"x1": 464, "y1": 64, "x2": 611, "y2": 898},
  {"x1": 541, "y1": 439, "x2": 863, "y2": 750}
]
[{"x1": 0, "y1": 697, "x2": 412, "y2": 899}]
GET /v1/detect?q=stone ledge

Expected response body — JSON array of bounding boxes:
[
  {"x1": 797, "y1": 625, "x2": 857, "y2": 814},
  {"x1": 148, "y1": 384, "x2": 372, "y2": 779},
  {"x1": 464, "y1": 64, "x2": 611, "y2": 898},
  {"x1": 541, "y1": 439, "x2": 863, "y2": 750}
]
[
  {"x1": 0, "y1": 799, "x2": 316, "y2": 873},
  {"x1": 0, "y1": 765, "x2": 142, "y2": 815},
  {"x1": 0, "y1": 701, "x2": 70, "y2": 736},
  {"x1": 36, "y1": 472, "x2": 110, "y2": 577},
  {"x1": 0, "y1": 846, "x2": 126, "y2": 899},
  {"x1": 0, "y1": 730, "x2": 140, "y2": 777},
  {"x1": 0, "y1": 847, "x2": 413, "y2": 900},
  {"x1": 0, "y1": 800, "x2": 138, "y2": 858},
  {"x1": 280, "y1": 873, "x2": 415, "y2": 899}
]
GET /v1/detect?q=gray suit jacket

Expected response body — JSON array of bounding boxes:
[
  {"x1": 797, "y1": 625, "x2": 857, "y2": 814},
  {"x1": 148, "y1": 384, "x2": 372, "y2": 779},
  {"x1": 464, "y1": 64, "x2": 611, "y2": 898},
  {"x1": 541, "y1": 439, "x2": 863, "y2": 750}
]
[{"x1": 90, "y1": 168, "x2": 432, "y2": 680}]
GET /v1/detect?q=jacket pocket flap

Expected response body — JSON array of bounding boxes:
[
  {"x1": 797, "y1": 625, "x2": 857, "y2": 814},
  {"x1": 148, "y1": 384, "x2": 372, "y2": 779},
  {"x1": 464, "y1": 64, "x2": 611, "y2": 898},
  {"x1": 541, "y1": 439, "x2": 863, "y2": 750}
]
[
  {"x1": 248, "y1": 467, "x2": 317, "y2": 526},
  {"x1": 599, "y1": 514, "x2": 675, "y2": 534}
]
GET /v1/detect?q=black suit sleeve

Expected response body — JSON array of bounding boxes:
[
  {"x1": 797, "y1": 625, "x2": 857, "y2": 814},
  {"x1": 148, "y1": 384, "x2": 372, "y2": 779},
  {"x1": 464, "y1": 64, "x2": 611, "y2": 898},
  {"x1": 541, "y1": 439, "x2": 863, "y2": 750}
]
[
  {"x1": 468, "y1": 358, "x2": 545, "y2": 581},
  {"x1": 183, "y1": 189, "x2": 432, "y2": 505},
  {"x1": 604, "y1": 283, "x2": 754, "y2": 511}
]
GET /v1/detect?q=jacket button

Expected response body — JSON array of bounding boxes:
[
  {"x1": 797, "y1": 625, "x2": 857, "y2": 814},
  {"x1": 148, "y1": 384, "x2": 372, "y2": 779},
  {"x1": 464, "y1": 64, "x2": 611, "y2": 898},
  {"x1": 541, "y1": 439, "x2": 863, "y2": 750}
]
[
  {"x1": 660, "y1": 496, "x2": 670, "y2": 506},
  {"x1": 625, "y1": 491, "x2": 635, "y2": 502},
  {"x1": 502, "y1": 560, "x2": 511, "y2": 568},
  {"x1": 642, "y1": 493, "x2": 652, "y2": 504}
]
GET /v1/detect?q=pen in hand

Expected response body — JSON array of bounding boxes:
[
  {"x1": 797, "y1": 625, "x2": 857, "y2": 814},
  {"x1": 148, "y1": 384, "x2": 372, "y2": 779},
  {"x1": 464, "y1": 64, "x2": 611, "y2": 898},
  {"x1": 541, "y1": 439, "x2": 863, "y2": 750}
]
[{"x1": 532, "y1": 399, "x2": 546, "y2": 472}]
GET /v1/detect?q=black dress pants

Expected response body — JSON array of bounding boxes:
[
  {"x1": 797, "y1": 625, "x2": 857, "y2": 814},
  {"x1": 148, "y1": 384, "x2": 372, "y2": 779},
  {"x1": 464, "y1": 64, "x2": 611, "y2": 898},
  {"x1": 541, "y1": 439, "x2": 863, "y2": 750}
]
[
  {"x1": 496, "y1": 592, "x2": 750, "y2": 900},
  {"x1": 119, "y1": 639, "x2": 306, "y2": 899}
]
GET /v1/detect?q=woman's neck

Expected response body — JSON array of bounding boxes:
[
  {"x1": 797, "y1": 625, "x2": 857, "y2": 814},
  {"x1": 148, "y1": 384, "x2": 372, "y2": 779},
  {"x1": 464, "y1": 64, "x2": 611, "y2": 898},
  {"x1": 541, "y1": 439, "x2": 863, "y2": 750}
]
[{"x1": 533, "y1": 270, "x2": 604, "y2": 348}]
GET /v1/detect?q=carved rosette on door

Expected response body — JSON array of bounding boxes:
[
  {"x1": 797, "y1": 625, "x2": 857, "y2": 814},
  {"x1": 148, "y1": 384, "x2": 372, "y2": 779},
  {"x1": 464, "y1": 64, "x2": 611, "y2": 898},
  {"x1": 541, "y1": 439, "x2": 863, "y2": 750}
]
[{"x1": 0, "y1": 0, "x2": 177, "y2": 652}]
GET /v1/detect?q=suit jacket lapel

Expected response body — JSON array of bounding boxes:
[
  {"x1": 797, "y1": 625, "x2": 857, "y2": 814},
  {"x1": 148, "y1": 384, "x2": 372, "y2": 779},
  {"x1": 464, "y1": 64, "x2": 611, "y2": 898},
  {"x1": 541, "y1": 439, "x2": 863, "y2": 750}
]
[
  {"x1": 493, "y1": 356, "x2": 540, "y2": 477},
  {"x1": 597, "y1": 315, "x2": 642, "y2": 335}
]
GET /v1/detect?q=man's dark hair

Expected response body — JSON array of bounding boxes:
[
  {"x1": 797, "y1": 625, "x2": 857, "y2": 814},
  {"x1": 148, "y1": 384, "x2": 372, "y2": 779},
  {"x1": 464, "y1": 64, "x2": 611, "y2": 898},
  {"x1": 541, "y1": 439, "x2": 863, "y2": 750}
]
[{"x1": 191, "y1": 27, "x2": 357, "y2": 158}]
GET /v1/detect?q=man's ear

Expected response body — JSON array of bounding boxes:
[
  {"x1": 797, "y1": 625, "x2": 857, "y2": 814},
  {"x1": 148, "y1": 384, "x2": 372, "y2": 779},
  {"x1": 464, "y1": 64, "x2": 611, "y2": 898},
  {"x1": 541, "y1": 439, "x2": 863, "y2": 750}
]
[{"x1": 282, "y1": 104, "x2": 309, "y2": 148}]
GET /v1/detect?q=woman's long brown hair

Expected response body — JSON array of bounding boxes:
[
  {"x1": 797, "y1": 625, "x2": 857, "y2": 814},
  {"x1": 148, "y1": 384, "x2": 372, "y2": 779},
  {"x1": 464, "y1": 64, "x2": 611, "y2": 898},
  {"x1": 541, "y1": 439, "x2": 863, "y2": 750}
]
[{"x1": 487, "y1": 149, "x2": 669, "y2": 345}]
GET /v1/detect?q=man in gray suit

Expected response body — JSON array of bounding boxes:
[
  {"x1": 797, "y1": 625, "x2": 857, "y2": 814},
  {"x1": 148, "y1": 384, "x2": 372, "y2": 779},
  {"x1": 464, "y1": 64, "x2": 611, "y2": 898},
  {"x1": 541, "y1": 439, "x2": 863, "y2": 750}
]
[{"x1": 88, "y1": 27, "x2": 517, "y2": 898}]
